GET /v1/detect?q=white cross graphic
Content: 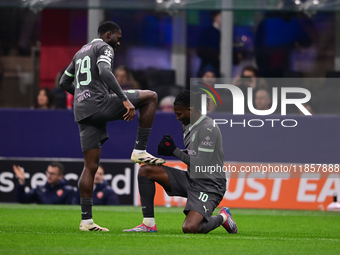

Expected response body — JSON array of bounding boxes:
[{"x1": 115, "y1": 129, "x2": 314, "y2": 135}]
[{"x1": 104, "y1": 49, "x2": 112, "y2": 57}]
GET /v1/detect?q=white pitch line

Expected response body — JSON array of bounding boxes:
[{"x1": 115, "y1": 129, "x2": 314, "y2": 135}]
[
  {"x1": 118, "y1": 233, "x2": 340, "y2": 242},
  {"x1": 1, "y1": 230, "x2": 339, "y2": 242},
  {"x1": 1, "y1": 205, "x2": 340, "y2": 217}
]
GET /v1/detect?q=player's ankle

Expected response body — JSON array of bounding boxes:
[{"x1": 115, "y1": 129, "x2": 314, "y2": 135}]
[
  {"x1": 82, "y1": 219, "x2": 94, "y2": 224},
  {"x1": 143, "y1": 217, "x2": 155, "y2": 227},
  {"x1": 220, "y1": 213, "x2": 227, "y2": 224},
  {"x1": 133, "y1": 149, "x2": 146, "y2": 154}
]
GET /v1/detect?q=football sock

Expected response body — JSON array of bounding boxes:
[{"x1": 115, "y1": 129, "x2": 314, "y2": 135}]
[
  {"x1": 138, "y1": 175, "x2": 155, "y2": 218},
  {"x1": 143, "y1": 218, "x2": 156, "y2": 227},
  {"x1": 220, "y1": 212, "x2": 227, "y2": 224},
  {"x1": 201, "y1": 215, "x2": 224, "y2": 234},
  {"x1": 133, "y1": 149, "x2": 146, "y2": 154},
  {"x1": 82, "y1": 219, "x2": 94, "y2": 224},
  {"x1": 80, "y1": 198, "x2": 93, "y2": 220},
  {"x1": 134, "y1": 127, "x2": 151, "y2": 150}
]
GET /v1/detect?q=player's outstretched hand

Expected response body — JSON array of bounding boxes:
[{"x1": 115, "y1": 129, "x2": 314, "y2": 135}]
[
  {"x1": 123, "y1": 100, "x2": 135, "y2": 121},
  {"x1": 13, "y1": 165, "x2": 25, "y2": 185},
  {"x1": 158, "y1": 135, "x2": 177, "y2": 156}
]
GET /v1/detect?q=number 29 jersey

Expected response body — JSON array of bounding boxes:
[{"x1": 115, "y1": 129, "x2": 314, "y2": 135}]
[{"x1": 64, "y1": 38, "x2": 115, "y2": 122}]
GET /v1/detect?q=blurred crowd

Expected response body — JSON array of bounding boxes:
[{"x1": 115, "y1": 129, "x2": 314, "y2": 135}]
[
  {"x1": 32, "y1": 62, "x2": 318, "y2": 115},
  {"x1": 1, "y1": 8, "x2": 339, "y2": 114}
]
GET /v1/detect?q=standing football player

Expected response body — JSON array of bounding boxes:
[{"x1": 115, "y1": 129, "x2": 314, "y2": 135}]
[
  {"x1": 124, "y1": 91, "x2": 238, "y2": 234},
  {"x1": 59, "y1": 21, "x2": 165, "y2": 231}
]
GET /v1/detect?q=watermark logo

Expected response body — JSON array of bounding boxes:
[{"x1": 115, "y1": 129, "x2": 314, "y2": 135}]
[
  {"x1": 200, "y1": 84, "x2": 311, "y2": 116},
  {"x1": 197, "y1": 82, "x2": 223, "y2": 107},
  {"x1": 192, "y1": 78, "x2": 313, "y2": 128}
]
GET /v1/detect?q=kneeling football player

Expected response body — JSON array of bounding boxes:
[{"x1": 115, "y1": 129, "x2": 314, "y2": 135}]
[{"x1": 124, "y1": 91, "x2": 238, "y2": 234}]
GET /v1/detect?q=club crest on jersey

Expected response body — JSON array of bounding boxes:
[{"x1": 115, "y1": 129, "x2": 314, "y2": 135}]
[
  {"x1": 97, "y1": 191, "x2": 104, "y2": 199},
  {"x1": 57, "y1": 189, "x2": 63, "y2": 197},
  {"x1": 104, "y1": 49, "x2": 112, "y2": 57}
]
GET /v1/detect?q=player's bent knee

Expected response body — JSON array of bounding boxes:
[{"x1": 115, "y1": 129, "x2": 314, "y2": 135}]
[
  {"x1": 182, "y1": 223, "x2": 200, "y2": 234},
  {"x1": 138, "y1": 164, "x2": 155, "y2": 178},
  {"x1": 146, "y1": 90, "x2": 158, "y2": 102}
]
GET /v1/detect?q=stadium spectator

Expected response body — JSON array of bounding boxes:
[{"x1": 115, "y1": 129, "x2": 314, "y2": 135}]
[
  {"x1": 201, "y1": 65, "x2": 217, "y2": 85},
  {"x1": 73, "y1": 165, "x2": 119, "y2": 205},
  {"x1": 254, "y1": 89, "x2": 272, "y2": 111},
  {"x1": 159, "y1": 95, "x2": 175, "y2": 112},
  {"x1": 124, "y1": 91, "x2": 238, "y2": 234},
  {"x1": 34, "y1": 87, "x2": 55, "y2": 109},
  {"x1": 13, "y1": 162, "x2": 75, "y2": 204},
  {"x1": 114, "y1": 65, "x2": 140, "y2": 90},
  {"x1": 201, "y1": 66, "x2": 218, "y2": 112},
  {"x1": 232, "y1": 65, "x2": 268, "y2": 90},
  {"x1": 198, "y1": 66, "x2": 231, "y2": 113},
  {"x1": 196, "y1": 11, "x2": 221, "y2": 77}
]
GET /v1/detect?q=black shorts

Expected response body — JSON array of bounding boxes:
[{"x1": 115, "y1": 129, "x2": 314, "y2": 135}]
[
  {"x1": 164, "y1": 166, "x2": 223, "y2": 221},
  {"x1": 78, "y1": 90, "x2": 140, "y2": 152}
]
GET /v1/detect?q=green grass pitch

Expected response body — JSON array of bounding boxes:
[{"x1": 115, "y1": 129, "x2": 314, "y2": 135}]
[{"x1": 0, "y1": 204, "x2": 339, "y2": 255}]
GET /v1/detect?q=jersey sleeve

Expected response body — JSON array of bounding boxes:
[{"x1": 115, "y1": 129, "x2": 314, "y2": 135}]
[
  {"x1": 96, "y1": 45, "x2": 127, "y2": 101},
  {"x1": 59, "y1": 60, "x2": 76, "y2": 95},
  {"x1": 96, "y1": 45, "x2": 114, "y2": 67},
  {"x1": 65, "y1": 59, "x2": 75, "y2": 77}
]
